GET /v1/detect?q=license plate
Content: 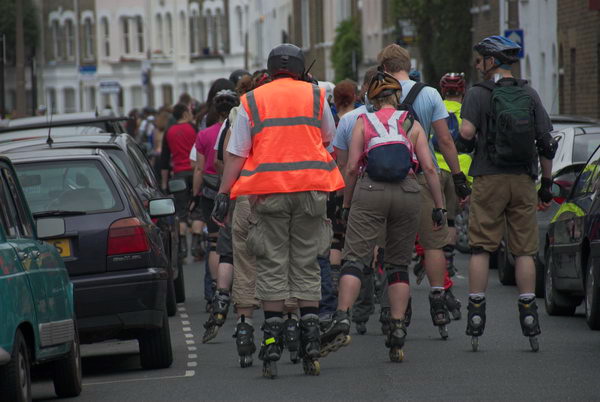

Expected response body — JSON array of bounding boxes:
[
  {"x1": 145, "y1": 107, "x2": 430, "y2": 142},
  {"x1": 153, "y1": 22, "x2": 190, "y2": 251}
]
[{"x1": 50, "y1": 238, "x2": 71, "y2": 258}]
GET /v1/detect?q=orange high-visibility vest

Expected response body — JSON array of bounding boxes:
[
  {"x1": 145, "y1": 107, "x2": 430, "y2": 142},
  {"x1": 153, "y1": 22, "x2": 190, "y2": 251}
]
[{"x1": 230, "y1": 78, "x2": 344, "y2": 198}]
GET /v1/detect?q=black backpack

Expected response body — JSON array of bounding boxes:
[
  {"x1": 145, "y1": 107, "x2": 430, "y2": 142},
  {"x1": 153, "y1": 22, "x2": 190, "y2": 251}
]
[{"x1": 476, "y1": 78, "x2": 537, "y2": 168}]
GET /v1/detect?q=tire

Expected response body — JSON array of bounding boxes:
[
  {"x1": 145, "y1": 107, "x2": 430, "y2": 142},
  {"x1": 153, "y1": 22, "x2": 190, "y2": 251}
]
[
  {"x1": 497, "y1": 242, "x2": 516, "y2": 286},
  {"x1": 0, "y1": 329, "x2": 31, "y2": 402},
  {"x1": 53, "y1": 330, "x2": 82, "y2": 398},
  {"x1": 585, "y1": 258, "x2": 600, "y2": 330},
  {"x1": 544, "y1": 250, "x2": 578, "y2": 316},
  {"x1": 174, "y1": 259, "x2": 186, "y2": 303},
  {"x1": 166, "y1": 276, "x2": 177, "y2": 317},
  {"x1": 535, "y1": 254, "x2": 545, "y2": 298},
  {"x1": 139, "y1": 311, "x2": 173, "y2": 369}
]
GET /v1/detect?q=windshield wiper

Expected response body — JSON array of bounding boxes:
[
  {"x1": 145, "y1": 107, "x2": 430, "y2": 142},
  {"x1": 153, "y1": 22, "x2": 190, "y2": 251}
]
[{"x1": 33, "y1": 210, "x2": 87, "y2": 217}]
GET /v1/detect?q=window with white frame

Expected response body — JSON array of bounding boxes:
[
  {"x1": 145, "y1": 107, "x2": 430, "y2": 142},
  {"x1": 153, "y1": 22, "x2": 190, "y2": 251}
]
[
  {"x1": 301, "y1": 0, "x2": 310, "y2": 48},
  {"x1": 166, "y1": 13, "x2": 173, "y2": 54},
  {"x1": 189, "y1": 12, "x2": 197, "y2": 54},
  {"x1": 236, "y1": 6, "x2": 243, "y2": 48},
  {"x1": 136, "y1": 16, "x2": 144, "y2": 53},
  {"x1": 83, "y1": 18, "x2": 94, "y2": 59},
  {"x1": 101, "y1": 17, "x2": 110, "y2": 57},
  {"x1": 122, "y1": 17, "x2": 130, "y2": 54},
  {"x1": 51, "y1": 20, "x2": 61, "y2": 60},
  {"x1": 156, "y1": 14, "x2": 163, "y2": 52},
  {"x1": 65, "y1": 19, "x2": 75, "y2": 60}
]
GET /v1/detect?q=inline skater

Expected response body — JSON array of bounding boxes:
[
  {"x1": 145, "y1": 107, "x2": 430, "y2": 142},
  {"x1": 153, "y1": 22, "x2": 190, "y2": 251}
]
[{"x1": 458, "y1": 36, "x2": 555, "y2": 351}]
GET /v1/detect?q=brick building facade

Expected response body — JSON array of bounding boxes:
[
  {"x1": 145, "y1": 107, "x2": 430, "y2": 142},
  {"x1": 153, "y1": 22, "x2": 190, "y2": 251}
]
[{"x1": 557, "y1": 0, "x2": 600, "y2": 118}]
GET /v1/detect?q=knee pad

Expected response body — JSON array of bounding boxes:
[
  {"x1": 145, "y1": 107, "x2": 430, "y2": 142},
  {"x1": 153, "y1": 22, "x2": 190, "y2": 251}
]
[
  {"x1": 384, "y1": 264, "x2": 409, "y2": 285},
  {"x1": 447, "y1": 219, "x2": 455, "y2": 228},
  {"x1": 340, "y1": 261, "x2": 364, "y2": 281},
  {"x1": 219, "y1": 255, "x2": 233, "y2": 264},
  {"x1": 443, "y1": 245, "x2": 455, "y2": 253}
]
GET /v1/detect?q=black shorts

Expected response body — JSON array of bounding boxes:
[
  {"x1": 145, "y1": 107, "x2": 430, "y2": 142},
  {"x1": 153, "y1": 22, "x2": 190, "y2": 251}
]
[{"x1": 173, "y1": 171, "x2": 193, "y2": 220}]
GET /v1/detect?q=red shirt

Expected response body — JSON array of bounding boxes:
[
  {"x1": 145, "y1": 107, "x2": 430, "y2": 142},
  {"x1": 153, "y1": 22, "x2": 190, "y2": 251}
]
[{"x1": 163, "y1": 123, "x2": 196, "y2": 173}]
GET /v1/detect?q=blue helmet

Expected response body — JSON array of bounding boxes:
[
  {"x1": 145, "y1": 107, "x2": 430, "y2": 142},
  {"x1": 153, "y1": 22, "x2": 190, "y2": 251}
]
[
  {"x1": 408, "y1": 69, "x2": 421, "y2": 82},
  {"x1": 474, "y1": 35, "x2": 521, "y2": 65}
]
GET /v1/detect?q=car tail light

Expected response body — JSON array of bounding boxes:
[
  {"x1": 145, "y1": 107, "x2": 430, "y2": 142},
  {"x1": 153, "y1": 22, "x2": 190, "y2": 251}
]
[{"x1": 107, "y1": 218, "x2": 150, "y2": 255}]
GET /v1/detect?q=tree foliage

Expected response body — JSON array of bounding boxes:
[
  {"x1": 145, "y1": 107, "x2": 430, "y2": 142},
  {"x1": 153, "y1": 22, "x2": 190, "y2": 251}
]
[
  {"x1": 0, "y1": 0, "x2": 39, "y2": 61},
  {"x1": 331, "y1": 18, "x2": 362, "y2": 83},
  {"x1": 392, "y1": 0, "x2": 472, "y2": 87}
]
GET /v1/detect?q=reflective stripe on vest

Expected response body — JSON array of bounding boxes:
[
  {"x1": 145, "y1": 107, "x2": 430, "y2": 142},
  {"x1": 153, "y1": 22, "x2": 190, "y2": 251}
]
[
  {"x1": 240, "y1": 160, "x2": 338, "y2": 177},
  {"x1": 246, "y1": 84, "x2": 322, "y2": 136}
]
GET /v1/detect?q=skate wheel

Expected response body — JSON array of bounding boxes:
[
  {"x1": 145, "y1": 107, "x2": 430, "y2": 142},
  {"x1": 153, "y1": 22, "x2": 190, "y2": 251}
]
[
  {"x1": 529, "y1": 337, "x2": 539, "y2": 352},
  {"x1": 471, "y1": 336, "x2": 479, "y2": 352},
  {"x1": 389, "y1": 347, "x2": 404, "y2": 362},
  {"x1": 290, "y1": 350, "x2": 300, "y2": 364},
  {"x1": 240, "y1": 355, "x2": 253, "y2": 368},
  {"x1": 262, "y1": 361, "x2": 277, "y2": 379},
  {"x1": 302, "y1": 359, "x2": 320, "y2": 376},
  {"x1": 439, "y1": 325, "x2": 449, "y2": 340},
  {"x1": 320, "y1": 334, "x2": 351, "y2": 358}
]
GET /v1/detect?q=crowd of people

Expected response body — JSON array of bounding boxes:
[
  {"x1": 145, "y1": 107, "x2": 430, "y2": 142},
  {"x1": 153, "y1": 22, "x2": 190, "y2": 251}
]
[{"x1": 127, "y1": 34, "x2": 557, "y2": 378}]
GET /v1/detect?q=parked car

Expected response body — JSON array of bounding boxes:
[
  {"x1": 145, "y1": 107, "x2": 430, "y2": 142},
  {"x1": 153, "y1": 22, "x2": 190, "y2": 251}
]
[
  {"x1": 495, "y1": 126, "x2": 600, "y2": 296},
  {"x1": 0, "y1": 156, "x2": 81, "y2": 401},
  {"x1": 0, "y1": 131, "x2": 185, "y2": 315},
  {"x1": 0, "y1": 112, "x2": 128, "y2": 134},
  {"x1": 5, "y1": 147, "x2": 175, "y2": 369},
  {"x1": 545, "y1": 143, "x2": 600, "y2": 329}
]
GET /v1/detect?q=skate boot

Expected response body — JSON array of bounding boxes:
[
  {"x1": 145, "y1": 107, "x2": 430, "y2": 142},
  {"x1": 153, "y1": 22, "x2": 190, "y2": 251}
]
[
  {"x1": 466, "y1": 296, "x2": 486, "y2": 351},
  {"x1": 284, "y1": 314, "x2": 301, "y2": 364},
  {"x1": 354, "y1": 321, "x2": 367, "y2": 335},
  {"x1": 191, "y1": 233, "x2": 206, "y2": 260},
  {"x1": 299, "y1": 314, "x2": 321, "y2": 376},
  {"x1": 518, "y1": 298, "x2": 541, "y2": 352},
  {"x1": 178, "y1": 235, "x2": 188, "y2": 260},
  {"x1": 444, "y1": 245, "x2": 457, "y2": 277},
  {"x1": 235, "y1": 316, "x2": 256, "y2": 368},
  {"x1": 445, "y1": 288, "x2": 462, "y2": 320},
  {"x1": 379, "y1": 307, "x2": 391, "y2": 336},
  {"x1": 414, "y1": 257, "x2": 426, "y2": 285},
  {"x1": 202, "y1": 289, "x2": 230, "y2": 343},
  {"x1": 320, "y1": 310, "x2": 351, "y2": 357},
  {"x1": 258, "y1": 317, "x2": 284, "y2": 379},
  {"x1": 385, "y1": 319, "x2": 407, "y2": 362},
  {"x1": 429, "y1": 290, "x2": 451, "y2": 340}
]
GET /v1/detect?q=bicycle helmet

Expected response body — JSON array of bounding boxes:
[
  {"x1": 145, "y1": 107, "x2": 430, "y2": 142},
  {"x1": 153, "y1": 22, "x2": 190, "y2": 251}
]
[
  {"x1": 267, "y1": 44, "x2": 305, "y2": 79},
  {"x1": 229, "y1": 69, "x2": 250, "y2": 85},
  {"x1": 213, "y1": 89, "x2": 240, "y2": 116},
  {"x1": 474, "y1": 35, "x2": 521, "y2": 65},
  {"x1": 367, "y1": 70, "x2": 402, "y2": 101},
  {"x1": 440, "y1": 73, "x2": 466, "y2": 97}
]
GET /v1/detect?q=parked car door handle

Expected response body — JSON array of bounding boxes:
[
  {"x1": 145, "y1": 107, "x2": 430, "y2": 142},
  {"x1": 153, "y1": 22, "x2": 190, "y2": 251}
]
[
  {"x1": 17, "y1": 251, "x2": 29, "y2": 261},
  {"x1": 30, "y1": 250, "x2": 41, "y2": 259}
]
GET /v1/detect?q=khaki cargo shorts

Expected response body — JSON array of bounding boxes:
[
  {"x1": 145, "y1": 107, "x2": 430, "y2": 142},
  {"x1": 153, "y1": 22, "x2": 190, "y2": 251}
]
[
  {"x1": 468, "y1": 174, "x2": 538, "y2": 256},
  {"x1": 247, "y1": 191, "x2": 331, "y2": 302},
  {"x1": 417, "y1": 173, "x2": 449, "y2": 250}
]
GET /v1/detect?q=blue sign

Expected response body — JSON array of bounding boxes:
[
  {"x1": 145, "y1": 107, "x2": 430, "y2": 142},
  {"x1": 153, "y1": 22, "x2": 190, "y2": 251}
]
[
  {"x1": 79, "y1": 65, "x2": 97, "y2": 75},
  {"x1": 504, "y1": 29, "x2": 524, "y2": 59}
]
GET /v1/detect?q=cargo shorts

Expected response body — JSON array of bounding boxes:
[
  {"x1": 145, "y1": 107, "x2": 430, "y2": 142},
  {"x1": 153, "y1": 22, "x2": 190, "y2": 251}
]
[
  {"x1": 247, "y1": 191, "x2": 331, "y2": 302},
  {"x1": 231, "y1": 197, "x2": 260, "y2": 309},
  {"x1": 417, "y1": 173, "x2": 449, "y2": 250},
  {"x1": 468, "y1": 174, "x2": 538, "y2": 256}
]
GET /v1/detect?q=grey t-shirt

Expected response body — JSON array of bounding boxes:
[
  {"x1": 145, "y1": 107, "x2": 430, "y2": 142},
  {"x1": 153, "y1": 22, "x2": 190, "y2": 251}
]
[{"x1": 461, "y1": 79, "x2": 553, "y2": 178}]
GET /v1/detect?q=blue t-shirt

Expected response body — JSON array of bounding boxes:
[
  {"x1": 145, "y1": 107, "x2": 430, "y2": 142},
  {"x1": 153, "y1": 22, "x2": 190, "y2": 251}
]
[
  {"x1": 399, "y1": 80, "x2": 448, "y2": 135},
  {"x1": 332, "y1": 105, "x2": 367, "y2": 151}
]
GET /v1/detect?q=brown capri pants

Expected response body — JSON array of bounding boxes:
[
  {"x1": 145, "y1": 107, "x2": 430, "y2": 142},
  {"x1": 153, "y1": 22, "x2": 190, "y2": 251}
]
[
  {"x1": 468, "y1": 174, "x2": 538, "y2": 256},
  {"x1": 343, "y1": 175, "x2": 421, "y2": 267},
  {"x1": 417, "y1": 173, "x2": 449, "y2": 250},
  {"x1": 247, "y1": 191, "x2": 331, "y2": 302}
]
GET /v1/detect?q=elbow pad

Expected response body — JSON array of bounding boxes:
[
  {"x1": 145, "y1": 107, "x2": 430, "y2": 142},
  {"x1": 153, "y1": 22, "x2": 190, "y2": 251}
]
[
  {"x1": 455, "y1": 134, "x2": 475, "y2": 154},
  {"x1": 536, "y1": 132, "x2": 558, "y2": 160}
]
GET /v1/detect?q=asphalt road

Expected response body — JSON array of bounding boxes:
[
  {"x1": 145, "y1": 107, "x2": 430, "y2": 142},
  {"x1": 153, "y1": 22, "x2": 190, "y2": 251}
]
[{"x1": 32, "y1": 253, "x2": 600, "y2": 401}]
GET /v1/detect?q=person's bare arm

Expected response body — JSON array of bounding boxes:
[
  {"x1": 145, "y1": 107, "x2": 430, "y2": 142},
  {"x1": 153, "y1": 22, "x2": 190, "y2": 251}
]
[
  {"x1": 459, "y1": 118, "x2": 477, "y2": 141},
  {"x1": 343, "y1": 119, "x2": 364, "y2": 207},
  {"x1": 192, "y1": 154, "x2": 206, "y2": 197}
]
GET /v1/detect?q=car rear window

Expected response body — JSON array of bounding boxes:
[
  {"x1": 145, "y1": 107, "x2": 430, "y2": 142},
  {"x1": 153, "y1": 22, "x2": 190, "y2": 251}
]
[
  {"x1": 15, "y1": 160, "x2": 123, "y2": 214},
  {"x1": 573, "y1": 130, "x2": 600, "y2": 163}
]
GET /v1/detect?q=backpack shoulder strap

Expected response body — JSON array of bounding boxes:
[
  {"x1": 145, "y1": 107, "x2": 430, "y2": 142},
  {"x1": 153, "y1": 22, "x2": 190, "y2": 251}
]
[
  {"x1": 365, "y1": 112, "x2": 389, "y2": 137},
  {"x1": 217, "y1": 119, "x2": 230, "y2": 162},
  {"x1": 402, "y1": 82, "x2": 427, "y2": 106}
]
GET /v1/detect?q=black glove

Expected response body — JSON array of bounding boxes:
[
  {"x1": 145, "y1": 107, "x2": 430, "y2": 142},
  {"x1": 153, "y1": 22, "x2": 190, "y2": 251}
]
[
  {"x1": 340, "y1": 207, "x2": 350, "y2": 224},
  {"x1": 538, "y1": 177, "x2": 553, "y2": 203},
  {"x1": 452, "y1": 172, "x2": 471, "y2": 199},
  {"x1": 432, "y1": 208, "x2": 447, "y2": 227},
  {"x1": 211, "y1": 193, "x2": 230, "y2": 225},
  {"x1": 188, "y1": 194, "x2": 201, "y2": 212}
]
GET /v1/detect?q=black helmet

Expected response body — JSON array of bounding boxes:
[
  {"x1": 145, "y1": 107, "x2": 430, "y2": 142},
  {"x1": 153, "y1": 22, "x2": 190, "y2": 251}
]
[
  {"x1": 267, "y1": 44, "x2": 305, "y2": 79},
  {"x1": 229, "y1": 69, "x2": 250, "y2": 85},
  {"x1": 474, "y1": 35, "x2": 521, "y2": 65}
]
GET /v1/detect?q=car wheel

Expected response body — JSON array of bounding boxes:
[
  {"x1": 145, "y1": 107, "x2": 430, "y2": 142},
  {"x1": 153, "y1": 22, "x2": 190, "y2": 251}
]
[
  {"x1": 53, "y1": 329, "x2": 82, "y2": 398},
  {"x1": 585, "y1": 257, "x2": 600, "y2": 330},
  {"x1": 0, "y1": 329, "x2": 31, "y2": 402},
  {"x1": 166, "y1": 277, "x2": 177, "y2": 317},
  {"x1": 544, "y1": 250, "x2": 578, "y2": 316},
  {"x1": 139, "y1": 311, "x2": 173, "y2": 369},
  {"x1": 174, "y1": 259, "x2": 186, "y2": 303},
  {"x1": 497, "y1": 241, "x2": 516, "y2": 286},
  {"x1": 535, "y1": 253, "x2": 545, "y2": 298}
]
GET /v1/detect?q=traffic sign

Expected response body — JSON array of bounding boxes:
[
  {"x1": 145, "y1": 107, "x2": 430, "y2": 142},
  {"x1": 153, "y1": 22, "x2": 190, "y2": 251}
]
[
  {"x1": 99, "y1": 81, "x2": 121, "y2": 94},
  {"x1": 504, "y1": 29, "x2": 524, "y2": 59}
]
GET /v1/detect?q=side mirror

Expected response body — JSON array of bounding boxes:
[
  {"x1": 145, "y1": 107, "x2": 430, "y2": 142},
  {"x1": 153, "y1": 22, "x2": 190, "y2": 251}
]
[
  {"x1": 149, "y1": 198, "x2": 175, "y2": 218},
  {"x1": 168, "y1": 178, "x2": 186, "y2": 194},
  {"x1": 36, "y1": 217, "x2": 66, "y2": 239}
]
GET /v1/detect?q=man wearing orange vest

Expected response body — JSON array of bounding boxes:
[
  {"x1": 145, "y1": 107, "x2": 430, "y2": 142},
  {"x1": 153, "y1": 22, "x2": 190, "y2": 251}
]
[{"x1": 212, "y1": 44, "x2": 344, "y2": 378}]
